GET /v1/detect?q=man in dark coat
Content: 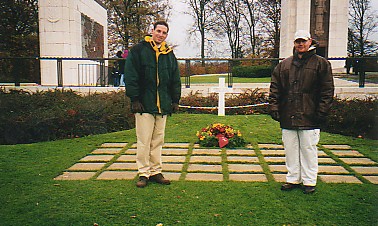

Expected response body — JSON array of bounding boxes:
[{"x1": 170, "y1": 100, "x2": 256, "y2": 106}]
[{"x1": 269, "y1": 30, "x2": 334, "y2": 194}]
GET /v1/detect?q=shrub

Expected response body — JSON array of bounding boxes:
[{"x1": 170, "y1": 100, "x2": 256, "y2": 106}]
[
  {"x1": 233, "y1": 65, "x2": 273, "y2": 78},
  {"x1": 324, "y1": 97, "x2": 377, "y2": 139},
  {"x1": 179, "y1": 89, "x2": 269, "y2": 115},
  {"x1": 180, "y1": 90, "x2": 377, "y2": 140},
  {"x1": 0, "y1": 89, "x2": 134, "y2": 144},
  {"x1": 179, "y1": 62, "x2": 229, "y2": 76},
  {"x1": 1, "y1": 88, "x2": 375, "y2": 144}
]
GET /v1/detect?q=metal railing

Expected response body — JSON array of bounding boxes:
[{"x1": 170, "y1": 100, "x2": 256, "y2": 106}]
[
  {"x1": 177, "y1": 56, "x2": 377, "y2": 88},
  {"x1": 0, "y1": 56, "x2": 376, "y2": 88},
  {"x1": 49, "y1": 57, "x2": 109, "y2": 87},
  {"x1": 78, "y1": 64, "x2": 99, "y2": 86}
]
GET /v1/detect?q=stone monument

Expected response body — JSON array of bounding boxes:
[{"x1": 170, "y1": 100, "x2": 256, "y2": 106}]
[
  {"x1": 38, "y1": 0, "x2": 108, "y2": 86},
  {"x1": 280, "y1": 0, "x2": 348, "y2": 70}
]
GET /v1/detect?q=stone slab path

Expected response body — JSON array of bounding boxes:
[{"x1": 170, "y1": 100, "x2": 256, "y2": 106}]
[{"x1": 54, "y1": 143, "x2": 378, "y2": 184}]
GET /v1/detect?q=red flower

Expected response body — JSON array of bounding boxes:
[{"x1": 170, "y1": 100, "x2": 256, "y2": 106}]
[{"x1": 67, "y1": 109, "x2": 77, "y2": 116}]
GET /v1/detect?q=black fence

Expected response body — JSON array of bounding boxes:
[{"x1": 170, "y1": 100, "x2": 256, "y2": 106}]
[{"x1": 0, "y1": 56, "x2": 376, "y2": 88}]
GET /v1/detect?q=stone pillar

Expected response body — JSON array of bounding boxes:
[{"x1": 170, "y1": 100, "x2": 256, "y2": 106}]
[
  {"x1": 280, "y1": 0, "x2": 348, "y2": 71},
  {"x1": 280, "y1": 0, "x2": 311, "y2": 58},
  {"x1": 38, "y1": 0, "x2": 108, "y2": 86},
  {"x1": 328, "y1": 0, "x2": 349, "y2": 71}
]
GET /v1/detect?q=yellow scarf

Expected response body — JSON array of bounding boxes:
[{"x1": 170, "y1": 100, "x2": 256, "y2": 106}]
[
  {"x1": 144, "y1": 36, "x2": 173, "y2": 113},
  {"x1": 144, "y1": 36, "x2": 173, "y2": 61}
]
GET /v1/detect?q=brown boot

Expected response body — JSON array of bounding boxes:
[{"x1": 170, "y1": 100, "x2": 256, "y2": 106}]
[
  {"x1": 136, "y1": 176, "x2": 148, "y2": 188},
  {"x1": 303, "y1": 185, "x2": 316, "y2": 194},
  {"x1": 281, "y1": 183, "x2": 301, "y2": 191},
  {"x1": 149, "y1": 173, "x2": 170, "y2": 185}
]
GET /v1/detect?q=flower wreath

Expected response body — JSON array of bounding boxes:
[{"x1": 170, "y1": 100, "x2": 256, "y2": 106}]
[{"x1": 196, "y1": 123, "x2": 246, "y2": 148}]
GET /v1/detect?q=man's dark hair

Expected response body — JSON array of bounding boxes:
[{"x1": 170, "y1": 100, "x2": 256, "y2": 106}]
[{"x1": 153, "y1": 21, "x2": 169, "y2": 32}]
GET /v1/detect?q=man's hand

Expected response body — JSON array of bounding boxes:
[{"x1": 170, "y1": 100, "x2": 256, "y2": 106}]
[
  {"x1": 131, "y1": 101, "x2": 144, "y2": 113},
  {"x1": 172, "y1": 103, "x2": 179, "y2": 113},
  {"x1": 270, "y1": 111, "x2": 280, "y2": 121}
]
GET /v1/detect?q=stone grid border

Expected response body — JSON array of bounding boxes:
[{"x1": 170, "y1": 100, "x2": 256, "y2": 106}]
[{"x1": 54, "y1": 143, "x2": 378, "y2": 184}]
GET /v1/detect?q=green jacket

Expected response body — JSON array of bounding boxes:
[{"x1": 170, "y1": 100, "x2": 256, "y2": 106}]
[{"x1": 125, "y1": 36, "x2": 181, "y2": 115}]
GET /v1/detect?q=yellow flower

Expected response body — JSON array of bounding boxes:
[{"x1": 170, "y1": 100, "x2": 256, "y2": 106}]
[
  {"x1": 225, "y1": 128, "x2": 234, "y2": 134},
  {"x1": 200, "y1": 136, "x2": 205, "y2": 140},
  {"x1": 237, "y1": 130, "x2": 242, "y2": 136},
  {"x1": 213, "y1": 123, "x2": 223, "y2": 128}
]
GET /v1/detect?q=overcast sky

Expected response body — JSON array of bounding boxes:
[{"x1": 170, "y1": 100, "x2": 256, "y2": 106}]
[
  {"x1": 166, "y1": 1, "x2": 200, "y2": 58},
  {"x1": 166, "y1": 0, "x2": 378, "y2": 58}
]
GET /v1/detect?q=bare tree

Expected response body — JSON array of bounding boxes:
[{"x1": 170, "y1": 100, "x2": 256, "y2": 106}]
[
  {"x1": 241, "y1": 0, "x2": 261, "y2": 56},
  {"x1": 214, "y1": 0, "x2": 244, "y2": 59},
  {"x1": 349, "y1": 0, "x2": 378, "y2": 56},
  {"x1": 105, "y1": 0, "x2": 171, "y2": 54},
  {"x1": 185, "y1": 0, "x2": 215, "y2": 65},
  {"x1": 258, "y1": 0, "x2": 281, "y2": 58},
  {"x1": 348, "y1": 28, "x2": 359, "y2": 57}
]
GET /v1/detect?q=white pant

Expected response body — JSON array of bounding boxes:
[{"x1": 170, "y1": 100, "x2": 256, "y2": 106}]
[
  {"x1": 282, "y1": 129, "x2": 320, "y2": 186},
  {"x1": 135, "y1": 113, "x2": 167, "y2": 177}
]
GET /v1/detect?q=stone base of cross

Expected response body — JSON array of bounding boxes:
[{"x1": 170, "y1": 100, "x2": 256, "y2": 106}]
[{"x1": 210, "y1": 77, "x2": 234, "y2": 116}]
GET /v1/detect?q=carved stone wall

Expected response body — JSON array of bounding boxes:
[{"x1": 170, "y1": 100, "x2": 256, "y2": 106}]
[
  {"x1": 81, "y1": 13, "x2": 104, "y2": 58},
  {"x1": 38, "y1": 0, "x2": 107, "y2": 85},
  {"x1": 310, "y1": 0, "x2": 330, "y2": 57}
]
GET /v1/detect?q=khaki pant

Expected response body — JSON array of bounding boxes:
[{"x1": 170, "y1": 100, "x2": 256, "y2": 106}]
[
  {"x1": 135, "y1": 113, "x2": 167, "y2": 177},
  {"x1": 282, "y1": 129, "x2": 320, "y2": 186}
]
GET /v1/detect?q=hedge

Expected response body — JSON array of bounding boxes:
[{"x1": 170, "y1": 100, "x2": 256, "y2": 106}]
[
  {"x1": 1, "y1": 89, "x2": 376, "y2": 144},
  {"x1": 232, "y1": 65, "x2": 273, "y2": 78},
  {"x1": 0, "y1": 89, "x2": 134, "y2": 144}
]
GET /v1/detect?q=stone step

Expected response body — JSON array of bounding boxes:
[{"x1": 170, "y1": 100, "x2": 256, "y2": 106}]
[
  {"x1": 228, "y1": 164, "x2": 263, "y2": 172},
  {"x1": 190, "y1": 156, "x2": 222, "y2": 163},
  {"x1": 100, "y1": 143, "x2": 128, "y2": 148},
  {"x1": 92, "y1": 148, "x2": 123, "y2": 154},
  {"x1": 192, "y1": 149, "x2": 222, "y2": 155},
  {"x1": 187, "y1": 164, "x2": 222, "y2": 172},
  {"x1": 79, "y1": 155, "x2": 114, "y2": 162}
]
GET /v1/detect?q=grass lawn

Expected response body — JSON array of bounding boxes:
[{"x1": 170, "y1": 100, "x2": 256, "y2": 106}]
[
  {"x1": 181, "y1": 75, "x2": 271, "y2": 84},
  {"x1": 0, "y1": 114, "x2": 377, "y2": 225}
]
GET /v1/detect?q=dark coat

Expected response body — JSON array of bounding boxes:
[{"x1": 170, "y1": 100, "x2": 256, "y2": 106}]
[
  {"x1": 125, "y1": 36, "x2": 181, "y2": 115},
  {"x1": 269, "y1": 50, "x2": 334, "y2": 129}
]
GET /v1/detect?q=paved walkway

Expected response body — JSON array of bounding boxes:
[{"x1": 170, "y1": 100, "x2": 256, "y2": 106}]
[{"x1": 55, "y1": 142, "x2": 378, "y2": 184}]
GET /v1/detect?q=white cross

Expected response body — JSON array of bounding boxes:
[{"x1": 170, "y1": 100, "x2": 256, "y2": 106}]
[{"x1": 210, "y1": 77, "x2": 234, "y2": 116}]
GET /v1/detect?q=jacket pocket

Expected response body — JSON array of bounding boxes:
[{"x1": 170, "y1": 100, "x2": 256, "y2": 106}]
[
  {"x1": 302, "y1": 67, "x2": 317, "y2": 90},
  {"x1": 303, "y1": 93, "x2": 316, "y2": 118}
]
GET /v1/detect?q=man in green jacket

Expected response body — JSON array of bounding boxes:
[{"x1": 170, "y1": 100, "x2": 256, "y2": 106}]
[{"x1": 125, "y1": 21, "x2": 181, "y2": 188}]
